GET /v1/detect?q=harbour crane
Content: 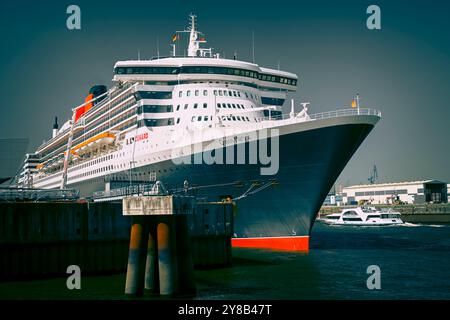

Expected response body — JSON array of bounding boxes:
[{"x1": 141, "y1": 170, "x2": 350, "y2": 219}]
[{"x1": 368, "y1": 164, "x2": 378, "y2": 184}]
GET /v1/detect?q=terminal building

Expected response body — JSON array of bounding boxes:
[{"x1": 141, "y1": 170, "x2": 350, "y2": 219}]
[{"x1": 342, "y1": 180, "x2": 449, "y2": 205}]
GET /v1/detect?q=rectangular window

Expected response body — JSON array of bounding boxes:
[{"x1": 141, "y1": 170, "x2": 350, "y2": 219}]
[
  {"x1": 203, "y1": 103, "x2": 207, "y2": 108},
  {"x1": 219, "y1": 90, "x2": 223, "y2": 96},
  {"x1": 187, "y1": 90, "x2": 191, "y2": 97},
  {"x1": 203, "y1": 90, "x2": 208, "y2": 96},
  {"x1": 197, "y1": 116, "x2": 202, "y2": 121},
  {"x1": 179, "y1": 91, "x2": 182, "y2": 97},
  {"x1": 176, "y1": 105, "x2": 180, "y2": 111},
  {"x1": 213, "y1": 90, "x2": 217, "y2": 95},
  {"x1": 139, "y1": 105, "x2": 173, "y2": 113},
  {"x1": 195, "y1": 90, "x2": 199, "y2": 96},
  {"x1": 217, "y1": 103, "x2": 221, "y2": 108},
  {"x1": 184, "y1": 104, "x2": 188, "y2": 109},
  {"x1": 139, "y1": 118, "x2": 174, "y2": 127},
  {"x1": 194, "y1": 103, "x2": 198, "y2": 109},
  {"x1": 135, "y1": 91, "x2": 172, "y2": 100}
]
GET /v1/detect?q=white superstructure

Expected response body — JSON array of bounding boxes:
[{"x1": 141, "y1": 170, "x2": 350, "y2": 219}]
[
  {"x1": 26, "y1": 15, "x2": 301, "y2": 192},
  {"x1": 22, "y1": 15, "x2": 381, "y2": 202}
]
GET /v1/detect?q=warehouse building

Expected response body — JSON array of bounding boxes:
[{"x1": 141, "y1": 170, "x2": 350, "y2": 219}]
[{"x1": 342, "y1": 180, "x2": 449, "y2": 205}]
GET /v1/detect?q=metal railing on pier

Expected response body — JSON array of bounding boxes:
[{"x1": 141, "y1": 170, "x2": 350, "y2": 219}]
[{"x1": 0, "y1": 187, "x2": 79, "y2": 202}]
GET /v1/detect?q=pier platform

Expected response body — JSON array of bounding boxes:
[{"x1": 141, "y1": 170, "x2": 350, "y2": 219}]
[{"x1": 0, "y1": 199, "x2": 233, "y2": 281}]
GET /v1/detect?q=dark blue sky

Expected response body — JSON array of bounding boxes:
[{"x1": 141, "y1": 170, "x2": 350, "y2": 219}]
[{"x1": 0, "y1": 0, "x2": 449, "y2": 185}]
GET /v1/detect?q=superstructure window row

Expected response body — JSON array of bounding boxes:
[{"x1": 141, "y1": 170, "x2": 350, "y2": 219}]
[
  {"x1": 216, "y1": 103, "x2": 246, "y2": 109},
  {"x1": 137, "y1": 105, "x2": 173, "y2": 113},
  {"x1": 134, "y1": 91, "x2": 172, "y2": 100},
  {"x1": 115, "y1": 66, "x2": 297, "y2": 86},
  {"x1": 138, "y1": 118, "x2": 174, "y2": 127}
]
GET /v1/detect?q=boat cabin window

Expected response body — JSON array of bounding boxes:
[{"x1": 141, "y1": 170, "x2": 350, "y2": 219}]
[
  {"x1": 343, "y1": 217, "x2": 363, "y2": 221},
  {"x1": 381, "y1": 214, "x2": 401, "y2": 219}
]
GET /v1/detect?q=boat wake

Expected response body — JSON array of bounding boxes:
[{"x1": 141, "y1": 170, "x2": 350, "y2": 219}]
[{"x1": 399, "y1": 222, "x2": 449, "y2": 228}]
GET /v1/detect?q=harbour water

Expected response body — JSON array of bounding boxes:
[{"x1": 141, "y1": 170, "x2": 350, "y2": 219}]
[{"x1": 1, "y1": 222, "x2": 449, "y2": 300}]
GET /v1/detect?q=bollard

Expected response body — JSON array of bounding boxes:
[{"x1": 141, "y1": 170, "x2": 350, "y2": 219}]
[
  {"x1": 175, "y1": 215, "x2": 197, "y2": 295},
  {"x1": 157, "y1": 217, "x2": 178, "y2": 296},
  {"x1": 124, "y1": 217, "x2": 149, "y2": 296},
  {"x1": 144, "y1": 219, "x2": 159, "y2": 293}
]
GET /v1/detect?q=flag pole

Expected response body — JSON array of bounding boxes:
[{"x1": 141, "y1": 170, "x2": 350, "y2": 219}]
[{"x1": 356, "y1": 93, "x2": 360, "y2": 115}]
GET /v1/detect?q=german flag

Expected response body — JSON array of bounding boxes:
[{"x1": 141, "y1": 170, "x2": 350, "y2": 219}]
[{"x1": 172, "y1": 34, "x2": 178, "y2": 42}]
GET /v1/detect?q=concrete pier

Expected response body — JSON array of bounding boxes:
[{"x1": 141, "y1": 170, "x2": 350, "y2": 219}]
[{"x1": 122, "y1": 195, "x2": 196, "y2": 297}]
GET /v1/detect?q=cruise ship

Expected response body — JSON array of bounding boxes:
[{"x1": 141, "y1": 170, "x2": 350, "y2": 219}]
[{"x1": 20, "y1": 15, "x2": 381, "y2": 251}]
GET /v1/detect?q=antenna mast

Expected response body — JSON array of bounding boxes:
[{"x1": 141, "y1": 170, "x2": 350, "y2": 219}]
[
  {"x1": 252, "y1": 30, "x2": 255, "y2": 63},
  {"x1": 187, "y1": 14, "x2": 199, "y2": 57}
]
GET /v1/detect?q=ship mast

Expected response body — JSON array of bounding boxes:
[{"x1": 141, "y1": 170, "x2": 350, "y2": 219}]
[
  {"x1": 187, "y1": 14, "x2": 199, "y2": 57},
  {"x1": 176, "y1": 14, "x2": 213, "y2": 58}
]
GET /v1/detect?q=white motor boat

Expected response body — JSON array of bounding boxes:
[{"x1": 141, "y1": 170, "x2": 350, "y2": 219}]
[{"x1": 322, "y1": 206, "x2": 404, "y2": 226}]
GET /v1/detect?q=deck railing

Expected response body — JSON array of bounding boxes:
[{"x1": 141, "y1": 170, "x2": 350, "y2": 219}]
[{"x1": 258, "y1": 108, "x2": 381, "y2": 123}]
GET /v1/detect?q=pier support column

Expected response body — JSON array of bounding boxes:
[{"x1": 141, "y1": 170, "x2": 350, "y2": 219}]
[
  {"x1": 144, "y1": 219, "x2": 159, "y2": 293},
  {"x1": 125, "y1": 217, "x2": 149, "y2": 296},
  {"x1": 157, "y1": 216, "x2": 178, "y2": 296}
]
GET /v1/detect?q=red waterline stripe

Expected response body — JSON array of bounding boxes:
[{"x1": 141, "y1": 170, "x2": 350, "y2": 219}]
[{"x1": 232, "y1": 236, "x2": 309, "y2": 252}]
